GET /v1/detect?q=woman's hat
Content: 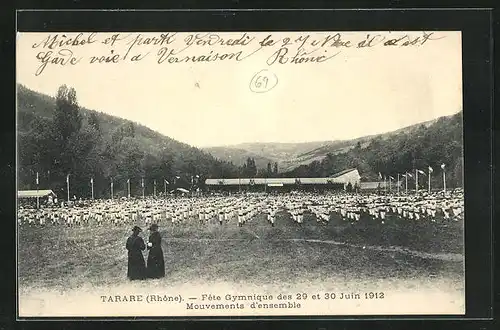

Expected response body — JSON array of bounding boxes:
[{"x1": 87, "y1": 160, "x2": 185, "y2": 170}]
[
  {"x1": 132, "y1": 226, "x2": 142, "y2": 232},
  {"x1": 149, "y1": 224, "x2": 158, "y2": 231}
]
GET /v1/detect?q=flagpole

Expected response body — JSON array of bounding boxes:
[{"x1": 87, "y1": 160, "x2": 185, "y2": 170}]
[
  {"x1": 444, "y1": 170, "x2": 446, "y2": 192},
  {"x1": 442, "y1": 164, "x2": 446, "y2": 192},
  {"x1": 389, "y1": 177, "x2": 392, "y2": 192},
  {"x1": 36, "y1": 172, "x2": 39, "y2": 209},
  {"x1": 110, "y1": 179, "x2": 114, "y2": 200},
  {"x1": 142, "y1": 177, "x2": 145, "y2": 199},
  {"x1": 415, "y1": 169, "x2": 418, "y2": 194},
  {"x1": 67, "y1": 174, "x2": 70, "y2": 203},
  {"x1": 91, "y1": 178, "x2": 94, "y2": 200},
  {"x1": 154, "y1": 180, "x2": 157, "y2": 198},
  {"x1": 164, "y1": 179, "x2": 166, "y2": 196},
  {"x1": 405, "y1": 173, "x2": 408, "y2": 194},
  {"x1": 428, "y1": 170, "x2": 431, "y2": 193},
  {"x1": 127, "y1": 179, "x2": 130, "y2": 198},
  {"x1": 397, "y1": 173, "x2": 400, "y2": 194}
]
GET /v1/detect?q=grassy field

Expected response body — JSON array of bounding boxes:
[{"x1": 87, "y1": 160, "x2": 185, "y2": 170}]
[
  {"x1": 18, "y1": 211, "x2": 465, "y2": 316},
  {"x1": 18, "y1": 211, "x2": 464, "y2": 289}
]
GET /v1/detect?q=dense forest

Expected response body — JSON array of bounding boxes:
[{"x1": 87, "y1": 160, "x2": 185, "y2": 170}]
[
  {"x1": 284, "y1": 111, "x2": 464, "y2": 189},
  {"x1": 17, "y1": 85, "x2": 241, "y2": 198}
]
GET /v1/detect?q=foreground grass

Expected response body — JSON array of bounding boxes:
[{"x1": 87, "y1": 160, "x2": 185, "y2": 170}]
[{"x1": 18, "y1": 212, "x2": 464, "y2": 289}]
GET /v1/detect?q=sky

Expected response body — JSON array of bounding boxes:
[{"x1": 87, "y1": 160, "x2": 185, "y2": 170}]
[{"x1": 16, "y1": 31, "x2": 462, "y2": 148}]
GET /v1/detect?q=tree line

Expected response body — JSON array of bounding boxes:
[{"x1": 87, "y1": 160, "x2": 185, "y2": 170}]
[
  {"x1": 284, "y1": 111, "x2": 464, "y2": 189},
  {"x1": 17, "y1": 84, "x2": 464, "y2": 198},
  {"x1": 17, "y1": 85, "x2": 242, "y2": 199}
]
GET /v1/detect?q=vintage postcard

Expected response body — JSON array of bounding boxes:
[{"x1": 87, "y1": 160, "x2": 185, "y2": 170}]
[{"x1": 16, "y1": 31, "x2": 464, "y2": 317}]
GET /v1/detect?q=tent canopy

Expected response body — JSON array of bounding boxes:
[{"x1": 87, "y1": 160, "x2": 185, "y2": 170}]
[{"x1": 18, "y1": 190, "x2": 56, "y2": 199}]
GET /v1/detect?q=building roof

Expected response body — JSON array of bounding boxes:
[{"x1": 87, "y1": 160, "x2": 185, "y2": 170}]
[
  {"x1": 360, "y1": 182, "x2": 381, "y2": 190},
  {"x1": 18, "y1": 190, "x2": 56, "y2": 199},
  {"x1": 360, "y1": 182, "x2": 398, "y2": 189},
  {"x1": 205, "y1": 177, "x2": 346, "y2": 186},
  {"x1": 329, "y1": 168, "x2": 359, "y2": 178},
  {"x1": 205, "y1": 168, "x2": 360, "y2": 186}
]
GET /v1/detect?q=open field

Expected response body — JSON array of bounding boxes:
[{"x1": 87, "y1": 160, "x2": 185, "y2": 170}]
[{"x1": 18, "y1": 212, "x2": 464, "y2": 316}]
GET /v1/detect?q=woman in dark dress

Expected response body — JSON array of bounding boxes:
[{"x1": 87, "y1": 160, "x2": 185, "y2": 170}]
[
  {"x1": 126, "y1": 226, "x2": 146, "y2": 280},
  {"x1": 146, "y1": 224, "x2": 165, "y2": 279}
]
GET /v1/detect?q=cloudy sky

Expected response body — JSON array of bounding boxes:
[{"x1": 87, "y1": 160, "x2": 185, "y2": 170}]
[{"x1": 17, "y1": 31, "x2": 462, "y2": 148}]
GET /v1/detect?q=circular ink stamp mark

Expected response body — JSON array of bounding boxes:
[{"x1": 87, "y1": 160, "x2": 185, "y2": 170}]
[{"x1": 249, "y1": 69, "x2": 278, "y2": 93}]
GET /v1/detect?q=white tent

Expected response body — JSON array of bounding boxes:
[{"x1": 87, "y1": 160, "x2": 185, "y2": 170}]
[{"x1": 18, "y1": 190, "x2": 56, "y2": 199}]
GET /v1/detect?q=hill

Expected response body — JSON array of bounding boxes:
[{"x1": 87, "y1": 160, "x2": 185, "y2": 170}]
[
  {"x1": 280, "y1": 118, "x2": 440, "y2": 172},
  {"x1": 229, "y1": 141, "x2": 333, "y2": 162},
  {"x1": 202, "y1": 146, "x2": 274, "y2": 170},
  {"x1": 204, "y1": 141, "x2": 333, "y2": 171},
  {"x1": 204, "y1": 118, "x2": 442, "y2": 173},
  {"x1": 17, "y1": 85, "x2": 240, "y2": 198},
  {"x1": 284, "y1": 112, "x2": 463, "y2": 188}
]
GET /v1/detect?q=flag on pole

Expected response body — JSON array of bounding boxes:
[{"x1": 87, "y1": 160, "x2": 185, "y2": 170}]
[
  {"x1": 176, "y1": 176, "x2": 180, "y2": 179},
  {"x1": 66, "y1": 174, "x2": 70, "y2": 202},
  {"x1": 36, "y1": 172, "x2": 39, "y2": 185},
  {"x1": 165, "y1": 179, "x2": 169, "y2": 185},
  {"x1": 90, "y1": 177, "x2": 93, "y2": 184},
  {"x1": 441, "y1": 163, "x2": 447, "y2": 192},
  {"x1": 406, "y1": 173, "x2": 413, "y2": 178},
  {"x1": 127, "y1": 178, "x2": 130, "y2": 184},
  {"x1": 389, "y1": 176, "x2": 394, "y2": 180},
  {"x1": 378, "y1": 172, "x2": 382, "y2": 179},
  {"x1": 141, "y1": 177, "x2": 145, "y2": 199},
  {"x1": 428, "y1": 166, "x2": 432, "y2": 193},
  {"x1": 418, "y1": 169, "x2": 426, "y2": 175}
]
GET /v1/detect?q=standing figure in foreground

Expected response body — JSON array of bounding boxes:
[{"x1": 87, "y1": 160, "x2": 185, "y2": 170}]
[
  {"x1": 146, "y1": 224, "x2": 165, "y2": 279},
  {"x1": 126, "y1": 226, "x2": 146, "y2": 280}
]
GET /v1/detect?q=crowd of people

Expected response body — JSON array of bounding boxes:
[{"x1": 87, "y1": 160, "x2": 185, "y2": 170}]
[
  {"x1": 19, "y1": 189, "x2": 464, "y2": 282},
  {"x1": 17, "y1": 189, "x2": 464, "y2": 228}
]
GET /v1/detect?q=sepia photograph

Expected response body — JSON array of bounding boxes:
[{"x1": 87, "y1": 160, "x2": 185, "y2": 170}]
[{"x1": 16, "y1": 30, "x2": 464, "y2": 317}]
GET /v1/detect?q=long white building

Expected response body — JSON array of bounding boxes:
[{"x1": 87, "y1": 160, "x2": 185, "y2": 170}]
[{"x1": 204, "y1": 168, "x2": 361, "y2": 191}]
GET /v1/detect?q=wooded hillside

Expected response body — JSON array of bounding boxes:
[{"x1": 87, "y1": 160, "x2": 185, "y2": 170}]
[{"x1": 17, "y1": 85, "x2": 240, "y2": 198}]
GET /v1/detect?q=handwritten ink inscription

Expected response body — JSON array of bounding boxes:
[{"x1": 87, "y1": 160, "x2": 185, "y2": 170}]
[
  {"x1": 27, "y1": 32, "x2": 445, "y2": 91},
  {"x1": 249, "y1": 70, "x2": 278, "y2": 93}
]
